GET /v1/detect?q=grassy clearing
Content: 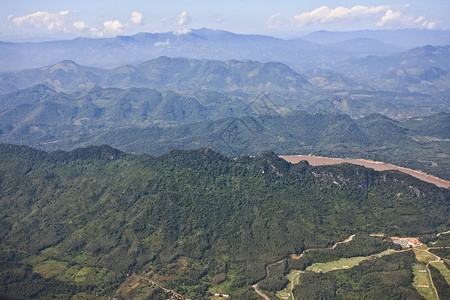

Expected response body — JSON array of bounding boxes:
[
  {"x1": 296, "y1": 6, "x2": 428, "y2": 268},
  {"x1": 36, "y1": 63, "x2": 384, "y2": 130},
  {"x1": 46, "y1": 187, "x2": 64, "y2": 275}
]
[
  {"x1": 72, "y1": 252, "x2": 101, "y2": 266},
  {"x1": 306, "y1": 256, "x2": 367, "y2": 273},
  {"x1": 33, "y1": 259, "x2": 67, "y2": 278},
  {"x1": 22, "y1": 254, "x2": 47, "y2": 266},
  {"x1": 416, "y1": 244, "x2": 429, "y2": 250},
  {"x1": 276, "y1": 249, "x2": 399, "y2": 299},
  {"x1": 412, "y1": 263, "x2": 437, "y2": 300},
  {"x1": 276, "y1": 270, "x2": 300, "y2": 300},
  {"x1": 208, "y1": 264, "x2": 239, "y2": 296},
  {"x1": 57, "y1": 264, "x2": 81, "y2": 281},
  {"x1": 430, "y1": 261, "x2": 450, "y2": 285},
  {"x1": 276, "y1": 256, "x2": 369, "y2": 299},
  {"x1": 414, "y1": 249, "x2": 438, "y2": 264},
  {"x1": 208, "y1": 277, "x2": 234, "y2": 296},
  {"x1": 77, "y1": 266, "x2": 109, "y2": 285},
  {"x1": 373, "y1": 249, "x2": 396, "y2": 257}
]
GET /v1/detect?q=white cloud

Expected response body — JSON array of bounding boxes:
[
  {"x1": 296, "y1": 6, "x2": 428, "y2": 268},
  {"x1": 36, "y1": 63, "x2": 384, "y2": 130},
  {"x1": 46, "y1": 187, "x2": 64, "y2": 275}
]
[
  {"x1": 154, "y1": 39, "x2": 170, "y2": 46},
  {"x1": 131, "y1": 11, "x2": 144, "y2": 25},
  {"x1": 422, "y1": 21, "x2": 436, "y2": 30},
  {"x1": 8, "y1": 10, "x2": 146, "y2": 37},
  {"x1": 377, "y1": 9, "x2": 402, "y2": 27},
  {"x1": 73, "y1": 21, "x2": 87, "y2": 31},
  {"x1": 89, "y1": 27, "x2": 103, "y2": 37},
  {"x1": 376, "y1": 8, "x2": 437, "y2": 29},
  {"x1": 173, "y1": 28, "x2": 191, "y2": 35},
  {"x1": 291, "y1": 5, "x2": 436, "y2": 29},
  {"x1": 292, "y1": 5, "x2": 390, "y2": 27},
  {"x1": 12, "y1": 10, "x2": 74, "y2": 31},
  {"x1": 171, "y1": 11, "x2": 191, "y2": 35},
  {"x1": 103, "y1": 20, "x2": 124, "y2": 35},
  {"x1": 176, "y1": 11, "x2": 191, "y2": 26},
  {"x1": 266, "y1": 12, "x2": 282, "y2": 29}
]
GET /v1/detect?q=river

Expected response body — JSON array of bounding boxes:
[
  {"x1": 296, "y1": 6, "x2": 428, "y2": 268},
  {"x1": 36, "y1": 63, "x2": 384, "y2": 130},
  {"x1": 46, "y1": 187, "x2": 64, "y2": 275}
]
[{"x1": 280, "y1": 155, "x2": 450, "y2": 189}]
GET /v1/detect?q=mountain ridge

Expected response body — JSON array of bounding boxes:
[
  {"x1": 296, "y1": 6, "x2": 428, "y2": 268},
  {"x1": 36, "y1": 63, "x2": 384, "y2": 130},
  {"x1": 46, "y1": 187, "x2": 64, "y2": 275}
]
[{"x1": 0, "y1": 57, "x2": 311, "y2": 95}]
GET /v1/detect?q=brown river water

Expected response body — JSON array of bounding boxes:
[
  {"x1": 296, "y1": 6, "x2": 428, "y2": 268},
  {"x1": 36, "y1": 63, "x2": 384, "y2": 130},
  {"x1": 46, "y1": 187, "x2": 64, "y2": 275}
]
[{"x1": 280, "y1": 155, "x2": 450, "y2": 189}]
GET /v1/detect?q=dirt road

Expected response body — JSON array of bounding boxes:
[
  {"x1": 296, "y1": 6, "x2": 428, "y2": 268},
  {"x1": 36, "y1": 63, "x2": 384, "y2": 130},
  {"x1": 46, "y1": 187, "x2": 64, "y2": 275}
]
[{"x1": 253, "y1": 284, "x2": 271, "y2": 300}]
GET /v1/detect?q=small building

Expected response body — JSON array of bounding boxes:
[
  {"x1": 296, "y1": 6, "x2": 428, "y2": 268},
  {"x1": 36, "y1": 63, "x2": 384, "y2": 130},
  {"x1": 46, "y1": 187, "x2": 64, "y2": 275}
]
[
  {"x1": 392, "y1": 237, "x2": 421, "y2": 248},
  {"x1": 407, "y1": 238, "x2": 421, "y2": 246}
]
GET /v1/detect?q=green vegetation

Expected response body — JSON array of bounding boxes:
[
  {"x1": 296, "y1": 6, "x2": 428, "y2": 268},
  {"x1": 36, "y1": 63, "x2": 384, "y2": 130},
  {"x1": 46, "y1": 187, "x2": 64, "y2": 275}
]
[
  {"x1": 2, "y1": 95, "x2": 449, "y2": 180},
  {"x1": 278, "y1": 239, "x2": 399, "y2": 300},
  {"x1": 277, "y1": 270, "x2": 301, "y2": 300},
  {"x1": 429, "y1": 248, "x2": 450, "y2": 261},
  {"x1": 430, "y1": 262, "x2": 450, "y2": 285},
  {"x1": 34, "y1": 259, "x2": 68, "y2": 278},
  {"x1": 0, "y1": 144, "x2": 448, "y2": 299},
  {"x1": 414, "y1": 248, "x2": 438, "y2": 264},
  {"x1": 306, "y1": 256, "x2": 367, "y2": 273},
  {"x1": 412, "y1": 263, "x2": 436, "y2": 300},
  {"x1": 429, "y1": 264, "x2": 450, "y2": 300},
  {"x1": 258, "y1": 260, "x2": 289, "y2": 292},
  {"x1": 293, "y1": 251, "x2": 423, "y2": 299},
  {"x1": 434, "y1": 233, "x2": 450, "y2": 247}
]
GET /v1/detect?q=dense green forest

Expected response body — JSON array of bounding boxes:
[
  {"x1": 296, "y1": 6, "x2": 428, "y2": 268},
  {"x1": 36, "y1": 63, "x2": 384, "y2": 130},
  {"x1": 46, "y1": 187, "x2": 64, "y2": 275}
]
[{"x1": 0, "y1": 144, "x2": 448, "y2": 299}]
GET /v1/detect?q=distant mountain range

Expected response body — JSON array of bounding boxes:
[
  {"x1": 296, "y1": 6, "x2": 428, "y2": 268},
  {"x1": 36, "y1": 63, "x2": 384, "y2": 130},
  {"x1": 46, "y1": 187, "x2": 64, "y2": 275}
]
[
  {"x1": 327, "y1": 38, "x2": 406, "y2": 55},
  {"x1": 313, "y1": 44, "x2": 450, "y2": 93},
  {"x1": 0, "y1": 58, "x2": 311, "y2": 95},
  {"x1": 1, "y1": 43, "x2": 449, "y2": 97},
  {"x1": 0, "y1": 28, "x2": 342, "y2": 72},
  {"x1": 1, "y1": 28, "x2": 449, "y2": 74},
  {"x1": 301, "y1": 29, "x2": 450, "y2": 48}
]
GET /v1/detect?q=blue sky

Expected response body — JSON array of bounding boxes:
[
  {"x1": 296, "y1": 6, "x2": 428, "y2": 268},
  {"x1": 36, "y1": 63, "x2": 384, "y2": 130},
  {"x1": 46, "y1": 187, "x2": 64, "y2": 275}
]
[{"x1": 1, "y1": 0, "x2": 448, "y2": 40}]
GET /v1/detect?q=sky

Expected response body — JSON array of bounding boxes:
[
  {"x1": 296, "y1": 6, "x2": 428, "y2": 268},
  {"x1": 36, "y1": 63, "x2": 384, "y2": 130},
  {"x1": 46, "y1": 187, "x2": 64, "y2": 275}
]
[{"x1": 1, "y1": 0, "x2": 449, "y2": 41}]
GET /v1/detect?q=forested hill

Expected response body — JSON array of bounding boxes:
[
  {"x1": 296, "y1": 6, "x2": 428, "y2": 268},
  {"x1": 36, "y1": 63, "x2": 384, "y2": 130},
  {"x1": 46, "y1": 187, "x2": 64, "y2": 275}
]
[
  {"x1": 0, "y1": 144, "x2": 448, "y2": 299},
  {"x1": 3, "y1": 109, "x2": 447, "y2": 180}
]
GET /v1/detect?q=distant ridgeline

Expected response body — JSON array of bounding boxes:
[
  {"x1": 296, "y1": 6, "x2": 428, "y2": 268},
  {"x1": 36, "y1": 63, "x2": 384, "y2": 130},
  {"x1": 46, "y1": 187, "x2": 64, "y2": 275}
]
[
  {"x1": 0, "y1": 144, "x2": 448, "y2": 299},
  {"x1": 0, "y1": 86, "x2": 449, "y2": 180}
]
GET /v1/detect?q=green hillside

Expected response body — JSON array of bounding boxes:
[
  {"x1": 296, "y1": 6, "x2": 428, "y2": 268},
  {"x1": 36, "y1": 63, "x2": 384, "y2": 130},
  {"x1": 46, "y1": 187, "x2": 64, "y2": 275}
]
[
  {"x1": 3, "y1": 109, "x2": 447, "y2": 180},
  {"x1": 0, "y1": 144, "x2": 448, "y2": 299}
]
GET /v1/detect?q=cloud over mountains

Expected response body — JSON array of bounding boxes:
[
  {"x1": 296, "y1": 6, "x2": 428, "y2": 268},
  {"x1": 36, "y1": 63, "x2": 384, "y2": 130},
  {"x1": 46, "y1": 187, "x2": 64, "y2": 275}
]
[
  {"x1": 290, "y1": 5, "x2": 436, "y2": 30},
  {"x1": 7, "y1": 10, "x2": 147, "y2": 37},
  {"x1": 3, "y1": 4, "x2": 441, "y2": 39}
]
